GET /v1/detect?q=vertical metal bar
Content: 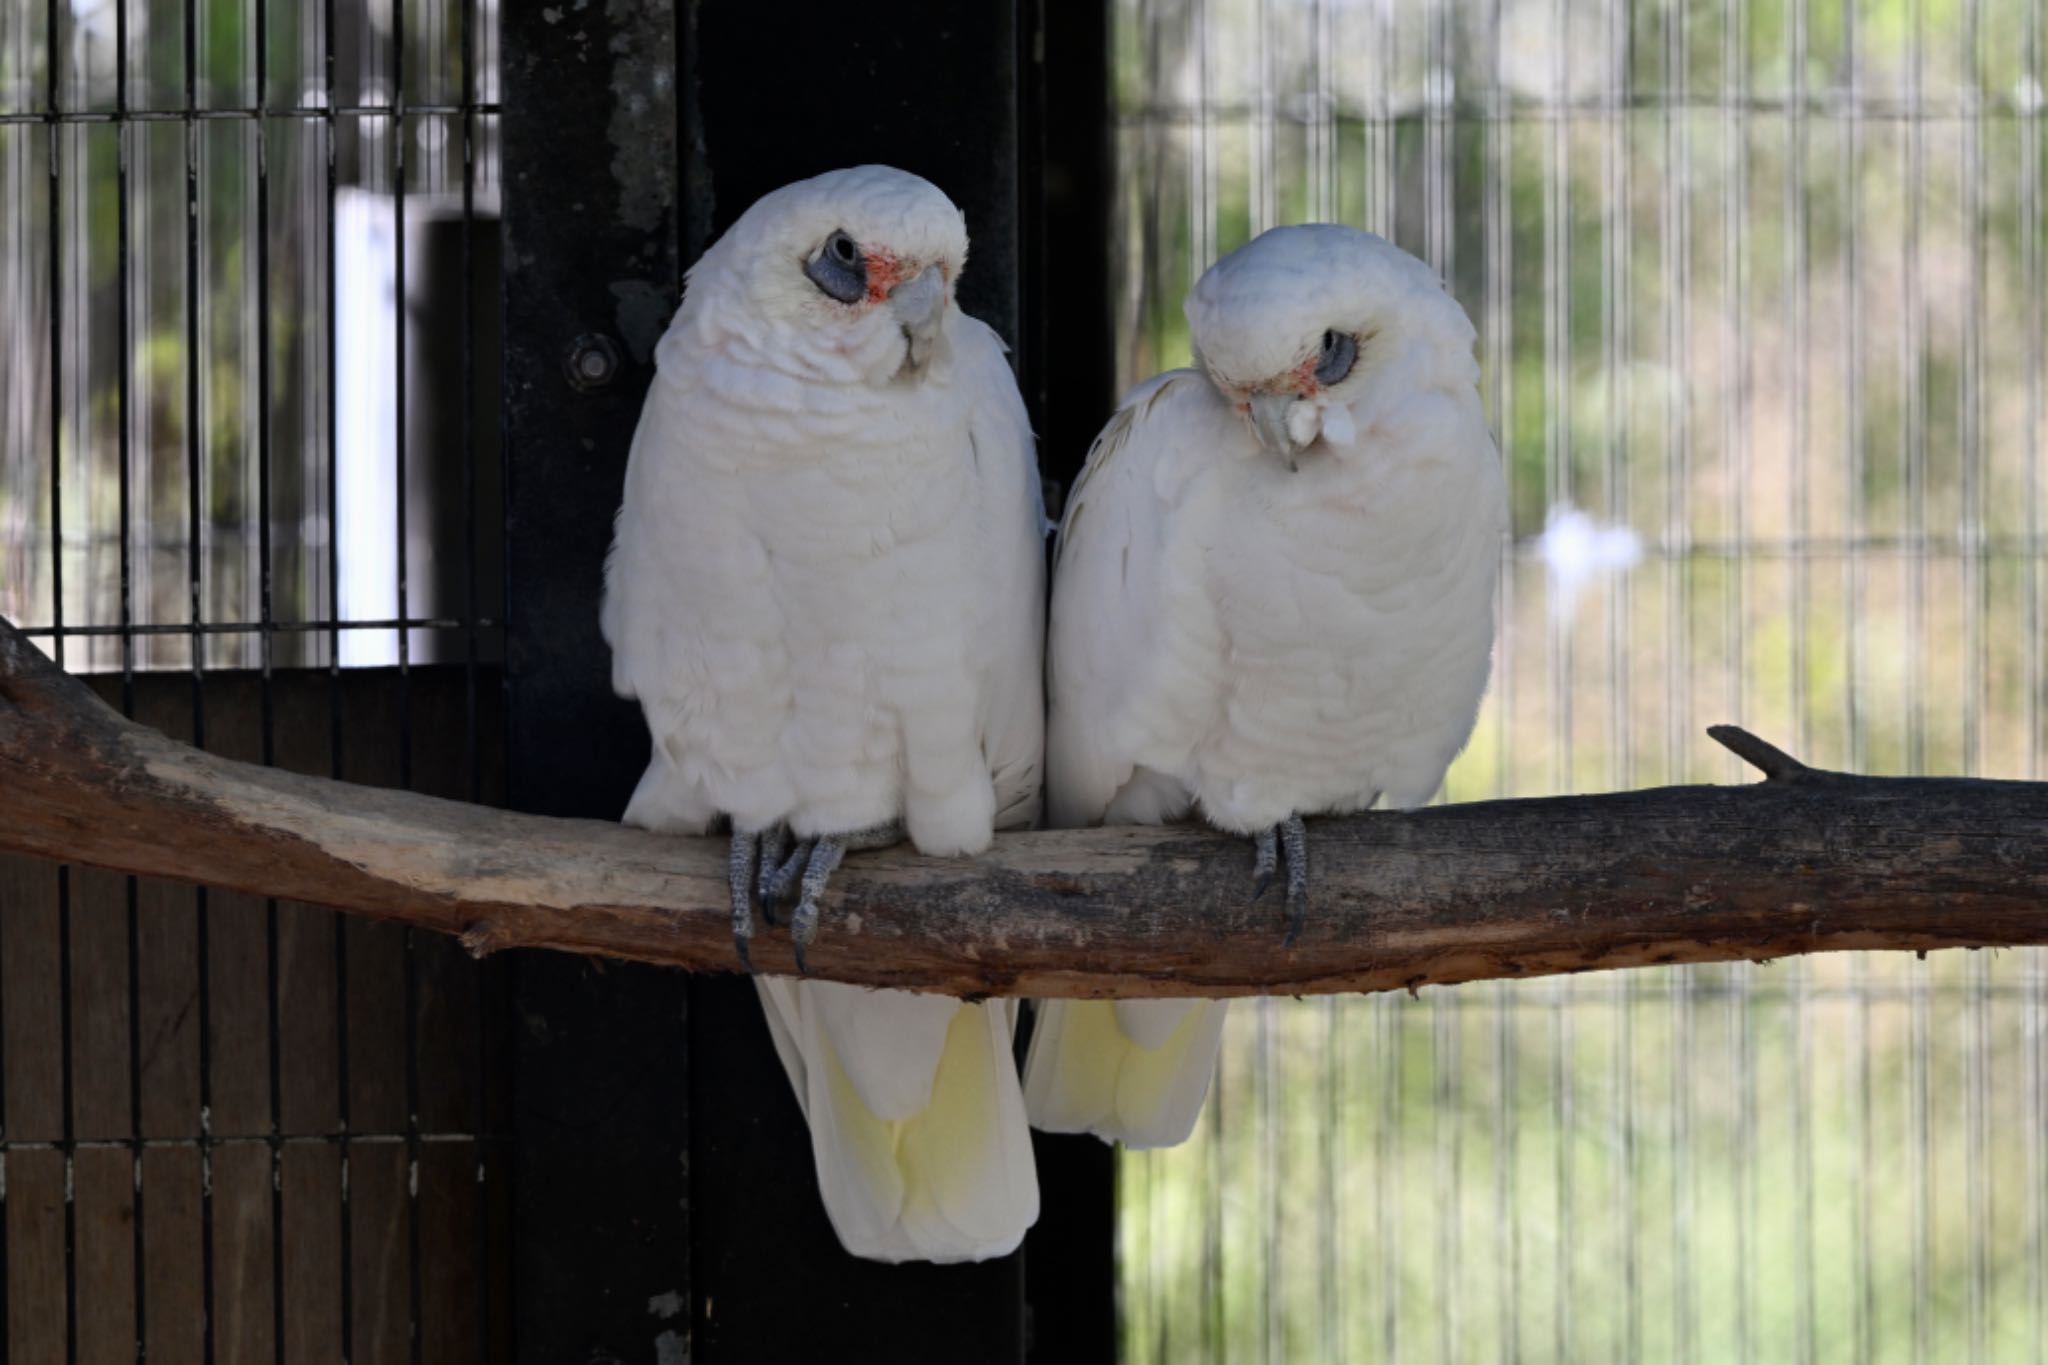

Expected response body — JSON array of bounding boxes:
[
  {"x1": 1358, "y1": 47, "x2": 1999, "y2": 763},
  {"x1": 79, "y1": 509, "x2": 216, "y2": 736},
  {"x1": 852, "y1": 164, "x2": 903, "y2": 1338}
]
[
  {"x1": 1793, "y1": 956, "x2": 1814, "y2": 1365},
  {"x1": 1664, "y1": 0, "x2": 1692, "y2": 790},
  {"x1": 1433, "y1": 992, "x2": 1458, "y2": 1363},
  {"x1": 324, "y1": 3, "x2": 353, "y2": 1356},
  {"x1": 1912, "y1": 957, "x2": 1931, "y2": 1364},
  {"x1": 1424, "y1": 0, "x2": 1449, "y2": 277},
  {"x1": 112, "y1": 0, "x2": 146, "y2": 1342},
  {"x1": 1789, "y1": 0, "x2": 1811, "y2": 759},
  {"x1": 1726, "y1": 0, "x2": 1749, "y2": 763},
  {"x1": 1664, "y1": 1, "x2": 1694, "y2": 1358},
  {"x1": 1375, "y1": 994, "x2": 1400, "y2": 1362},
  {"x1": 1309, "y1": 0, "x2": 1331, "y2": 225},
  {"x1": 1205, "y1": 1066, "x2": 1223, "y2": 1365},
  {"x1": 1257, "y1": 1000, "x2": 1276, "y2": 1365},
  {"x1": 1968, "y1": 951, "x2": 1990, "y2": 1361},
  {"x1": 2027, "y1": 0, "x2": 2048, "y2": 1343},
  {"x1": 2035, "y1": 948, "x2": 2047, "y2": 1365},
  {"x1": 1545, "y1": 0, "x2": 1571, "y2": 797},
  {"x1": 1332, "y1": 997, "x2": 1348, "y2": 1361},
  {"x1": 59, "y1": 860, "x2": 75, "y2": 1365},
  {"x1": 179, "y1": 4, "x2": 213, "y2": 1362},
  {"x1": 1674, "y1": 969, "x2": 1695, "y2": 1365},
  {"x1": 391, "y1": 8, "x2": 427, "y2": 1360},
  {"x1": 1323, "y1": 996, "x2": 1340, "y2": 1363},
  {"x1": 1606, "y1": 0, "x2": 1634, "y2": 795},
  {"x1": 1844, "y1": 0, "x2": 1866, "y2": 778},
  {"x1": 1734, "y1": 966, "x2": 1755, "y2": 1365},
  {"x1": 1620, "y1": 969, "x2": 1640, "y2": 1362},
  {"x1": 45, "y1": 2, "x2": 72, "y2": 1357},
  {"x1": 1724, "y1": 8, "x2": 1753, "y2": 1359},
  {"x1": 1961, "y1": 1, "x2": 1992, "y2": 1355},
  {"x1": 250, "y1": 5, "x2": 287, "y2": 1358},
  {"x1": 1494, "y1": 979, "x2": 1515, "y2": 1365},
  {"x1": 1483, "y1": 0, "x2": 1516, "y2": 1339},
  {"x1": 1552, "y1": 979, "x2": 1573, "y2": 1362},
  {"x1": 1904, "y1": 0, "x2": 1926, "y2": 778},
  {"x1": 1252, "y1": 0, "x2": 1272, "y2": 234},
  {"x1": 1602, "y1": 0, "x2": 1639, "y2": 1341},
  {"x1": 1855, "y1": 957, "x2": 1874, "y2": 1364},
  {"x1": 1374, "y1": 0, "x2": 1396, "y2": 238},
  {"x1": 1960, "y1": 0, "x2": 1985, "y2": 782},
  {"x1": 1842, "y1": 0, "x2": 1873, "y2": 1343},
  {"x1": 1195, "y1": 3, "x2": 1217, "y2": 1357},
  {"x1": 461, "y1": 17, "x2": 479, "y2": 788},
  {"x1": 459, "y1": 0, "x2": 491, "y2": 1357},
  {"x1": 1543, "y1": 0, "x2": 1578, "y2": 1323},
  {"x1": 2026, "y1": 0, "x2": 2045, "y2": 786},
  {"x1": 1904, "y1": 0, "x2": 1933, "y2": 1347}
]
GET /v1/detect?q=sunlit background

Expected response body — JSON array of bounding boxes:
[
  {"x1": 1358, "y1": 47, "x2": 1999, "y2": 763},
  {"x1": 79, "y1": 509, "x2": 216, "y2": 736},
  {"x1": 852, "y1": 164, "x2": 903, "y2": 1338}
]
[
  {"x1": 1110, "y1": 0, "x2": 2047, "y2": 1358},
  {"x1": 0, "y1": 0, "x2": 502, "y2": 674}
]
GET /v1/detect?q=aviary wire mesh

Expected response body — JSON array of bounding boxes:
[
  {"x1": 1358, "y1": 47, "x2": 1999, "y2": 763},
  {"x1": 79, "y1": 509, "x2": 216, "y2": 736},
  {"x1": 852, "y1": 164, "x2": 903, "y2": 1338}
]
[
  {"x1": 0, "y1": 1, "x2": 510, "y2": 1359},
  {"x1": 1112, "y1": 0, "x2": 2046, "y2": 1359}
]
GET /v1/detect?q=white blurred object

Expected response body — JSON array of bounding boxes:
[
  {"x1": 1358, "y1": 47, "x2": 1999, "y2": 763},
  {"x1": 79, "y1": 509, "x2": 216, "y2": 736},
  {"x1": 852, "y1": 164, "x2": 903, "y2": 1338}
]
[
  {"x1": 335, "y1": 189, "x2": 402, "y2": 667},
  {"x1": 1536, "y1": 504, "x2": 1641, "y2": 624}
]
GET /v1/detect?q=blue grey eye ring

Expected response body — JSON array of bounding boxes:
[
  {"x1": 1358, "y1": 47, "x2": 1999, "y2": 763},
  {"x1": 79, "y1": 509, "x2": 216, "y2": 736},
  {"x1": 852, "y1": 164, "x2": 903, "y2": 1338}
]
[
  {"x1": 805, "y1": 229, "x2": 868, "y2": 304},
  {"x1": 1314, "y1": 329, "x2": 1358, "y2": 386}
]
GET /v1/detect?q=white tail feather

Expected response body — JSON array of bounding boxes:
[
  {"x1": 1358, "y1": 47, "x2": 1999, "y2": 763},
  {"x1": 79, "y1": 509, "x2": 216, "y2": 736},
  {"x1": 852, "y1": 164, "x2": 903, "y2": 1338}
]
[
  {"x1": 756, "y1": 979, "x2": 1040, "y2": 1263},
  {"x1": 1022, "y1": 997, "x2": 1228, "y2": 1149}
]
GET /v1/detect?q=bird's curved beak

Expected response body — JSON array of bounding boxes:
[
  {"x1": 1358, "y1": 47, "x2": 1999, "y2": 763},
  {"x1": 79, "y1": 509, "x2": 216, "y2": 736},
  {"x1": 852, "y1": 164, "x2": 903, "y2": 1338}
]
[
  {"x1": 1247, "y1": 391, "x2": 1309, "y2": 470},
  {"x1": 888, "y1": 266, "x2": 946, "y2": 373}
]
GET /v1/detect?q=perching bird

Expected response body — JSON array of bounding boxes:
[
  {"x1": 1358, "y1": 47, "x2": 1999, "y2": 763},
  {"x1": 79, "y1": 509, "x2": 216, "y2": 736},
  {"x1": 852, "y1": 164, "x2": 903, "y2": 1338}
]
[
  {"x1": 1023, "y1": 224, "x2": 1504, "y2": 1148},
  {"x1": 600, "y1": 166, "x2": 1046, "y2": 1262}
]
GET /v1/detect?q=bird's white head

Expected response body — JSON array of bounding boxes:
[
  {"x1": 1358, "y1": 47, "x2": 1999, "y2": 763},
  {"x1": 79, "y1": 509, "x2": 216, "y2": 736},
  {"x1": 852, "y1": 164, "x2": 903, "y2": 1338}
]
[
  {"x1": 684, "y1": 164, "x2": 969, "y2": 385},
  {"x1": 1184, "y1": 224, "x2": 1478, "y2": 469}
]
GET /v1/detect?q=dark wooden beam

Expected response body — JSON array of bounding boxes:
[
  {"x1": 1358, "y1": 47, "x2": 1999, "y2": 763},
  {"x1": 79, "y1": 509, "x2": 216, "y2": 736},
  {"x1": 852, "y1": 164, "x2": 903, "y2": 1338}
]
[{"x1": 6, "y1": 614, "x2": 2047, "y2": 999}]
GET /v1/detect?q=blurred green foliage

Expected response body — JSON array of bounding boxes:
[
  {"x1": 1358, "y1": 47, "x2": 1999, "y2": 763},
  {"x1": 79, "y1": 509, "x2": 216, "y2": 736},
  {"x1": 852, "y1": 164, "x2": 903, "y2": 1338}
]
[{"x1": 1111, "y1": 0, "x2": 2045, "y2": 1356}]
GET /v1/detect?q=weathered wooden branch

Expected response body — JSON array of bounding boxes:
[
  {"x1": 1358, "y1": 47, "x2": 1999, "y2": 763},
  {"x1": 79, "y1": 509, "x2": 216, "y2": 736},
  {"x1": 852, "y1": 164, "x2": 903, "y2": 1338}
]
[{"x1": 3, "y1": 613, "x2": 2046, "y2": 998}]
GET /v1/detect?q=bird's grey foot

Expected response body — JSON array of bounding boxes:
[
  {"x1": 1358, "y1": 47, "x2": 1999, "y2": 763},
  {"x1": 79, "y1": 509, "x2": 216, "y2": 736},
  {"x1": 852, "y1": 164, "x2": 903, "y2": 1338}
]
[
  {"x1": 1248, "y1": 815, "x2": 1310, "y2": 947},
  {"x1": 729, "y1": 831, "x2": 761, "y2": 972},
  {"x1": 788, "y1": 821, "x2": 905, "y2": 973},
  {"x1": 754, "y1": 823, "x2": 793, "y2": 924}
]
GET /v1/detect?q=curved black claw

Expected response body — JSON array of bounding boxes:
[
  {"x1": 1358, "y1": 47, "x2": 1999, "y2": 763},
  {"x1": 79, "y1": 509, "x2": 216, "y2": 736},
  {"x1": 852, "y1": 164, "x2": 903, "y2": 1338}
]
[
  {"x1": 782, "y1": 821, "x2": 902, "y2": 975},
  {"x1": 728, "y1": 831, "x2": 760, "y2": 972},
  {"x1": 759, "y1": 832, "x2": 811, "y2": 924},
  {"x1": 1278, "y1": 814, "x2": 1309, "y2": 948},
  {"x1": 1250, "y1": 826, "x2": 1279, "y2": 903},
  {"x1": 789, "y1": 837, "x2": 849, "y2": 976}
]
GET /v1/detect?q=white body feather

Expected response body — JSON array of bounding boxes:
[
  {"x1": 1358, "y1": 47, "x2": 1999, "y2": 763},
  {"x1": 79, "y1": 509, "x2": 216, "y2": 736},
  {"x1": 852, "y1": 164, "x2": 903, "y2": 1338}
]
[
  {"x1": 1025, "y1": 226, "x2": 1504, "y2": 1148},
  {"x1": 601, "y1": 167, "x2": 1045, "y2": 1261}
]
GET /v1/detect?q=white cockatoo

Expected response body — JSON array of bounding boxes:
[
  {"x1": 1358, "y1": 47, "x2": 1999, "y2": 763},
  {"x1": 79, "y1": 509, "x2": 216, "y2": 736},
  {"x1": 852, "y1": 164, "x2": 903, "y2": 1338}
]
[
  {"x1": 1023, "y1": 224, "x2": 1505, "y2": 1148},
  {"x1": 600, "y1": 166, "x2": 1047, "y2": 1262}
]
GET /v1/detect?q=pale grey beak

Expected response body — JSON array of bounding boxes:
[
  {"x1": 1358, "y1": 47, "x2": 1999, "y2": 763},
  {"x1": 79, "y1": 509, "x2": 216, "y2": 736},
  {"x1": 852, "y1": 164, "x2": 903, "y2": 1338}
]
[
  {"x1": 888, "y1": 266, "x2": 945, "y2": 372},
  {"x1": 1247, "y1": 391, "x2": 1307, "y2": 470}
]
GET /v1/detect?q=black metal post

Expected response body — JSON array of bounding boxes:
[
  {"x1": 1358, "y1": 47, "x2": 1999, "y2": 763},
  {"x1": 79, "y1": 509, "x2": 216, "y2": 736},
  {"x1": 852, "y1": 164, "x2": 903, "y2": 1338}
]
[
  {"x1": 500, "y1": 3, "x2": 692, "y2": 1363},
  {"x1": 500, "y1": 0, "x2": 1119, "y2": 1358},
  {"x1": 678, "y1": 4, "x2": 1034, "y2": 1359}
]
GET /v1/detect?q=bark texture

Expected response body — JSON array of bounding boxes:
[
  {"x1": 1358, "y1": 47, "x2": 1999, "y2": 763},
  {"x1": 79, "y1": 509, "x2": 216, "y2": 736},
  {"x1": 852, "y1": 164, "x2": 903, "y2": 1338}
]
[{"x1": 4, "y1": 615, "x2": 2046, "y2": 998}]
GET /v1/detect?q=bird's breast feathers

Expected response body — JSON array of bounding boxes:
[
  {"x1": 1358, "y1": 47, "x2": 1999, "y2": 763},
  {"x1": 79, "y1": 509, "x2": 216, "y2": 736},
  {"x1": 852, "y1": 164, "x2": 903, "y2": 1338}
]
[
  {"x1": 1123, "y1": 386, "x2": 1503, "y2": 827},
  {"x1": 606, "y1": 357, "x2": 1001, "y2": 835}
]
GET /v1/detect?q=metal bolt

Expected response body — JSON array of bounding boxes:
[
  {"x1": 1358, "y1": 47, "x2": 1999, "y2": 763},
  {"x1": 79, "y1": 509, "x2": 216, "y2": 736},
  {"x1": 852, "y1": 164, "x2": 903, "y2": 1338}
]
[{"x1": 564, "y1": 333, "x2": 623, "y2": 392}]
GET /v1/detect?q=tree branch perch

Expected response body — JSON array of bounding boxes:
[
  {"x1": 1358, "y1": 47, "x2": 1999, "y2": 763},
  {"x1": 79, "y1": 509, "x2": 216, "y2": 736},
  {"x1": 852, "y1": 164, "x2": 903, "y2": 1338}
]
[{"x1": 3, "y1": 614, "x2": 2045, "y2": 998}]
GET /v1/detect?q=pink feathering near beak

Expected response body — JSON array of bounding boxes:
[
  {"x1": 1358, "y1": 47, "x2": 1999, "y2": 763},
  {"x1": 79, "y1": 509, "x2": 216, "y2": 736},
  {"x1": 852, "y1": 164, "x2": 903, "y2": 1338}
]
[{"x1": 864, "y1": 250, "x2": 904, "y2": 303}]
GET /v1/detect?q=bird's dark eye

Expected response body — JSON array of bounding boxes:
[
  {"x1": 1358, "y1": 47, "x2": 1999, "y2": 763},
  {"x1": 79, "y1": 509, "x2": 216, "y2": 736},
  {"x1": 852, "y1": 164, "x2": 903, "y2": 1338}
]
[
  {"x1": 805, "y1": 229, "x2": 867, "y2": 304},
  {"x1": 1314, "y1": 329, "x2": 1358, "y2": 386}
]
